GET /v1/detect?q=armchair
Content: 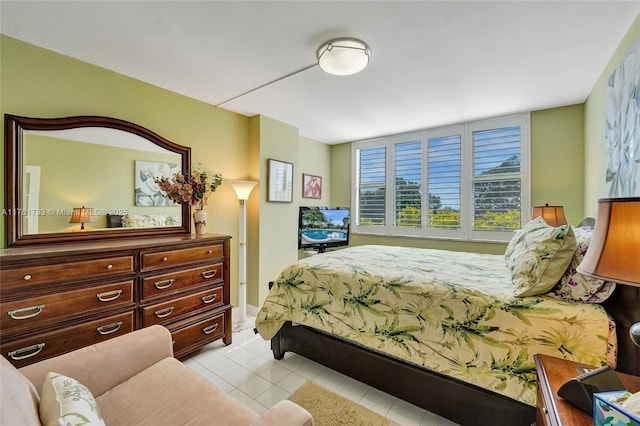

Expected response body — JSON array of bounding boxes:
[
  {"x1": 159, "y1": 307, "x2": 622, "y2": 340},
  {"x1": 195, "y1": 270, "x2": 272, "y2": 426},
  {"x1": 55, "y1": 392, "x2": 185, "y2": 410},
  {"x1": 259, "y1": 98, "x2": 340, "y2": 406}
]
[{"x1": 1, "y1": 325, "x2": 314, "y2": 425}]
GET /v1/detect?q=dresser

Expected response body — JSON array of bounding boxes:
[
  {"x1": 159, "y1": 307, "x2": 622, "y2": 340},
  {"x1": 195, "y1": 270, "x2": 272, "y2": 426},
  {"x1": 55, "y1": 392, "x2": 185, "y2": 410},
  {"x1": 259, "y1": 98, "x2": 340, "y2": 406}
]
[{"x1": 0, "y1": 234, "x2": 231, "y2": 368}]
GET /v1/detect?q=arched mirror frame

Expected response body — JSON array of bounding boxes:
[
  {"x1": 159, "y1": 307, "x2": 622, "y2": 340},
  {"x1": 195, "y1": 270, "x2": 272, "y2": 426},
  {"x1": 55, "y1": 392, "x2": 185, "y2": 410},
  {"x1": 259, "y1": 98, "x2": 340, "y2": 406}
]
[{"x1": 4, "y1": 114, "x2": 191, "y2": 247}]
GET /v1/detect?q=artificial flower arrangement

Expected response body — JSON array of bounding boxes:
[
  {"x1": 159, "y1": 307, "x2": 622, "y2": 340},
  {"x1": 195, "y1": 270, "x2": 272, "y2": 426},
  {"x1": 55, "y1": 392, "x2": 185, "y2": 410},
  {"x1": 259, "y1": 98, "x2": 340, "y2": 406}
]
[{"x1": 154, "y1": 165, "x2": 223, "y2": 210}]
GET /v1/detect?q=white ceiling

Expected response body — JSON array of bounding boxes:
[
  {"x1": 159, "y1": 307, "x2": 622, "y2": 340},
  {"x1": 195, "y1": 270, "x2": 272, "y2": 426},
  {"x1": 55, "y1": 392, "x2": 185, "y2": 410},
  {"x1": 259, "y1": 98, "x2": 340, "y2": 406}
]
[{"x1": 1, "y1": 1, "x2": 638, "y2": 144}]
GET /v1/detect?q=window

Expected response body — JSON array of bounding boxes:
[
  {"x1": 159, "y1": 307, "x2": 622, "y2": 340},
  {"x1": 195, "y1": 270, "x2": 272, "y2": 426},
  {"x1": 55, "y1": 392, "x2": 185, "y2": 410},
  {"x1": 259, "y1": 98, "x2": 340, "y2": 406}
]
[
  {"x1": 394, "y1": 141, "x2": 421, "y2": 228},
  {"x1": 352, "y1": 114, "x2": 530, "y2": 242},
  {"x1": 356, "y1": 143, "x2": 386, "y2": 228}
]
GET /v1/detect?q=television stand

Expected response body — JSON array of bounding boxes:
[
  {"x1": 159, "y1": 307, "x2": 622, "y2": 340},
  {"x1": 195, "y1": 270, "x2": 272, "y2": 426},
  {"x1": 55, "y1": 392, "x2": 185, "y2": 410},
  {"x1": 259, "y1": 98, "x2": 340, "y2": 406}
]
[{"x1": 303, "y1": 249, "x2": 321, "y2": 256}]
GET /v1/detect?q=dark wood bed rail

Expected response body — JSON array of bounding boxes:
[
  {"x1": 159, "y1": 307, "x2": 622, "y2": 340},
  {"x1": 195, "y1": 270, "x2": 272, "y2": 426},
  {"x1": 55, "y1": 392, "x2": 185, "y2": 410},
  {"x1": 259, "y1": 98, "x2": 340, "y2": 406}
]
[{"x1": 272, "y1": 321, "x2": 535, "y2": 426}]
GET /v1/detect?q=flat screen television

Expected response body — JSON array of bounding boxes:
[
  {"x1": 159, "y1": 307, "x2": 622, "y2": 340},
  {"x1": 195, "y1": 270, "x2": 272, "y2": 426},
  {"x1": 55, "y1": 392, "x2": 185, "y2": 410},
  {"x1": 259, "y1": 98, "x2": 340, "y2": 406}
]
[{"x1": 298, "y1": 206, "x2": 350, "y2": 253}]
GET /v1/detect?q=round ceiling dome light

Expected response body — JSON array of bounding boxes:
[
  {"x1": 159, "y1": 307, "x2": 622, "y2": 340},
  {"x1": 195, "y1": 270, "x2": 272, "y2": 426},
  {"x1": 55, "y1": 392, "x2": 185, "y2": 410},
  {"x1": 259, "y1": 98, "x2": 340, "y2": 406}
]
[{"x1": 317, "y1": 38, "x2": 370, "y2": 76}]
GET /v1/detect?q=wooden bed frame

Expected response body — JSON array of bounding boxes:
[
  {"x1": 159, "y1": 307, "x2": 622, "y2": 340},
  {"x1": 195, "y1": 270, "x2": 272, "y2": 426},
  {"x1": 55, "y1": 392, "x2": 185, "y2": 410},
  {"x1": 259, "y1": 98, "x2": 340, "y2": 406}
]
[{"x1": 269, "y1": 285, "x2": 640, "y2": 426}]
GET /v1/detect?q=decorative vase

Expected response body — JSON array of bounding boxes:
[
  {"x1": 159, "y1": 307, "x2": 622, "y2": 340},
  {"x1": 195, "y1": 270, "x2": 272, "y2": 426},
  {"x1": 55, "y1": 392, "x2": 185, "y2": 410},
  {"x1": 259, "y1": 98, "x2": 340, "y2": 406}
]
[{"x1": 193, "y1": 209, "x2": 207, "y2": 235}]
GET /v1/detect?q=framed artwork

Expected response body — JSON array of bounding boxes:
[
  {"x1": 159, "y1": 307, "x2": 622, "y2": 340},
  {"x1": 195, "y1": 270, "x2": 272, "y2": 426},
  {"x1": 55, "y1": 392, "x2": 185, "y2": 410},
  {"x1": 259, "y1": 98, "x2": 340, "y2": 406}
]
[
  {"x1": 302, "y1": 173, "x2": 322, "y2": 199},
  {"x1": 267, "y1": 159, "x2": 293, "y2": 202},
  {"x1": 605, "y1": 36, "x2": 640, "y2": 197},
  {"x1": 135, "y1": 160, "x2": 179, "y2": 206}
]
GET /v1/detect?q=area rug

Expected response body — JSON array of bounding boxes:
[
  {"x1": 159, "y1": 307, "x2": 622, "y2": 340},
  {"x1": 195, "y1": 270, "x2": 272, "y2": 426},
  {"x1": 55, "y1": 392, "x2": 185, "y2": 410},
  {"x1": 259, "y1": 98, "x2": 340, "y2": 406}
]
[{"x1": 288, "y1": 381, "x2": 390, "y2": 426}]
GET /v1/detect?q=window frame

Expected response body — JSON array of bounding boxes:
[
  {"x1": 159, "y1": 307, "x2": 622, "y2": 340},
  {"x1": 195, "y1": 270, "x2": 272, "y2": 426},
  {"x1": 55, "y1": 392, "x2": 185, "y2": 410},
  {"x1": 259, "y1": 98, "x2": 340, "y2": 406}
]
[{"x1": 351, "y1": 113, "x2": 530, "y2": 242}]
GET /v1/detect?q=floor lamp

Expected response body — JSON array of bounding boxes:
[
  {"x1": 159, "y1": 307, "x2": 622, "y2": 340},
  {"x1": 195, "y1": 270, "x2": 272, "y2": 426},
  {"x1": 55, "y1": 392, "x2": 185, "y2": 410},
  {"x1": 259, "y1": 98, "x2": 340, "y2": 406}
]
[{"x1": 228, "y1": 180, "x2": 258, "y2": 330}]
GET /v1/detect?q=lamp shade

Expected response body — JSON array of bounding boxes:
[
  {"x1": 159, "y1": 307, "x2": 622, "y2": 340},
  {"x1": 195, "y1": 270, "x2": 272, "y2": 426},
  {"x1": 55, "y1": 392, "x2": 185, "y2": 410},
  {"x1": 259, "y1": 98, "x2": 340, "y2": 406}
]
[
  {"x1": 531, "y1": 203, "x2": 567, "y2": 226},
  {"x1": 317, "y1": 38, "x2": 370, "y2": 76},
  {"x1": 577, "y1": 197, "x2": 639, "y2": 286},
  {"x1": 228, "y1": 180, "x2": 258, "y2": 201},
  {"x1": 69, "y1": 207, "x2": 95, "y2": 224}
]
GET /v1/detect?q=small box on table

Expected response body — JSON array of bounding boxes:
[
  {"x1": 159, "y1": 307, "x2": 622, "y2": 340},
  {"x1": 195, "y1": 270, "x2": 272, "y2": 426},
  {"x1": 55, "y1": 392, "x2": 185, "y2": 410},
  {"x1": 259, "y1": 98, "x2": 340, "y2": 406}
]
[{"x1": 593, "y1": 391, "x2": 640, "y2": 426}]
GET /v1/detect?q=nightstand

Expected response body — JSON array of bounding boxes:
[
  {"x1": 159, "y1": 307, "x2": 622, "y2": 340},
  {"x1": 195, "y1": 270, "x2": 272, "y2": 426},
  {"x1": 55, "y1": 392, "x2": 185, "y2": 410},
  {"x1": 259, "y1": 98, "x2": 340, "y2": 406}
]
[{"x1": 534, "y1": 353, "x2": 640, "y2": 426}]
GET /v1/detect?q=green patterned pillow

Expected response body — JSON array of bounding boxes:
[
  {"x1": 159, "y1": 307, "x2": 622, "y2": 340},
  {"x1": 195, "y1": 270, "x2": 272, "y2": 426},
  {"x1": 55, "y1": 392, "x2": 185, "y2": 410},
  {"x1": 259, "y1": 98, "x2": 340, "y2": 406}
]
[
  {"x1": 39, "y1": 372, "x2": 105, "y2": 426},
  {"x1": 505, "y1": 217, "x2": 576, "y2": 297}
]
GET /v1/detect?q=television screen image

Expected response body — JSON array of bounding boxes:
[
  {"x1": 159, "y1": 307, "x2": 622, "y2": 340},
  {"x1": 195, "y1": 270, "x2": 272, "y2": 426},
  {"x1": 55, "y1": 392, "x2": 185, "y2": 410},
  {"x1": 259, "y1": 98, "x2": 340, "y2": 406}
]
[{"x1": 298, "y1": 207, "x2": 350, "y2": 253}]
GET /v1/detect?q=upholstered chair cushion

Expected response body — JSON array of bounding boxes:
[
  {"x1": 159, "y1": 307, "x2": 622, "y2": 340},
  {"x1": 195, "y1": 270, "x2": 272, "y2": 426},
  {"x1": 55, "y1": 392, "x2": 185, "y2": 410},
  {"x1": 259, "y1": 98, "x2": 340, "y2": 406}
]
[
  {"x1": 96, "y1": 357, "x2": 260, "y2": 425},
  {"x1": 0, "y1": 356, "x2": 41, "y2": 425}
]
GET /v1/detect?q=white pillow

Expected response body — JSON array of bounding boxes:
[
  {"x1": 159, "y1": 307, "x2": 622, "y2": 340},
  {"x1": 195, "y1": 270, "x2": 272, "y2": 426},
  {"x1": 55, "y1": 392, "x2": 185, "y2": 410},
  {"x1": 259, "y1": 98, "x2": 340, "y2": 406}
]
[{"x1": 39, "y1": 372, "x2": 105, "y2": 426}]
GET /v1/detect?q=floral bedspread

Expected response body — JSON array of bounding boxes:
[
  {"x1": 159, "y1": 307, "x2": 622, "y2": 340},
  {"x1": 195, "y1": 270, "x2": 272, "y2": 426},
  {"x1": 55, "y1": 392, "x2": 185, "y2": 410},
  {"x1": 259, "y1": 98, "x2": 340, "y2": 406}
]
[{"x1": 255, "y1": 245, "x2": 616, "y2": 406}]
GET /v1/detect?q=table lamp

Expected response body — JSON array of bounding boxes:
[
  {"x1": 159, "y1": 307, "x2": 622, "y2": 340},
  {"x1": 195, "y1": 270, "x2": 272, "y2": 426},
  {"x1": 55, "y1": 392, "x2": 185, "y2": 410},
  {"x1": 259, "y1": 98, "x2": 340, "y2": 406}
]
[
  {"x1": 577, "y1": 197, "x2": 640, "y2": 347},
  {"x1": 531, "y1": 203, "x2": 567, "y2": 226},
  {"x1": 69, "y1": 206, "x2": 95, "y2": 231}
]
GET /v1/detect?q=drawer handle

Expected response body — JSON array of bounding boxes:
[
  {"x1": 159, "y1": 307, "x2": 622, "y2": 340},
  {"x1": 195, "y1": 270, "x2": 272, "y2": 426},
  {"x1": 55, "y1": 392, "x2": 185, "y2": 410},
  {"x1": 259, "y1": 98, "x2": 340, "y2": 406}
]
[
  {"x1": 97, "y1": 321, "x2": 123, "y2": 335},
  {"x1": 203, "y1": 323, "x2": 219, "y2": 335},
  {"x1": 154, "y1": 307, "x2": 174, "y2": 318},
  {"x1": 201, "y1": 294, "x2": 218, "y2": 304},
  {"x1": 162, "y1": 256, "x2": 168, "y2": 262},
  {"x1": 8, "y1": 343, "x2": 45, "y2": 360},
  {"x1": 23, "y1": 274, "x2": 32, "y2": 281},
  {"x1": 154, "y1": 279, "x2": 175, "y2": 290},
  {"x1": 8, "y1": 305, "x2": 44, "y2": 320},
  {"x1": 96, "y1": 290, "x2": 123, "y2": 302},
  {"x1": 201, "y1": 270, "x2": 217, "y2": 279},
  {"x1": 107, "y1": 264, "x2": 113, "y2": 270},
  {"x1": 207, "y1": 250, "x2": 213, "y2": 254}
]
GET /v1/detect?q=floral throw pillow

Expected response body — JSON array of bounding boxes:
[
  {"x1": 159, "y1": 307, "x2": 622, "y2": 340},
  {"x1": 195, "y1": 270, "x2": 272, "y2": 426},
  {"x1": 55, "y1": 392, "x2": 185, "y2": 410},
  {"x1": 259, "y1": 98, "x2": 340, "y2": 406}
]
[
  {"x1": 505, "y1": 217, "x2": 576, "y2": 297},
  {"x1": 39, "y1": 372, "x2": 105, "y2": 426},
  {"x1": 546, "y1": 226, "x2": 616, "y2": 303}
]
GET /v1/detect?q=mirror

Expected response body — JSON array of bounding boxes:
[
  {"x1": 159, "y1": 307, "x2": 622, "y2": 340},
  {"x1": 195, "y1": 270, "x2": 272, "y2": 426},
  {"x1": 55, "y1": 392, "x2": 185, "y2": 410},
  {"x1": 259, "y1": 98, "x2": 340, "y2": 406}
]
[{"x1": 4, "y1": 115, "x2": 191, "y2": 246}]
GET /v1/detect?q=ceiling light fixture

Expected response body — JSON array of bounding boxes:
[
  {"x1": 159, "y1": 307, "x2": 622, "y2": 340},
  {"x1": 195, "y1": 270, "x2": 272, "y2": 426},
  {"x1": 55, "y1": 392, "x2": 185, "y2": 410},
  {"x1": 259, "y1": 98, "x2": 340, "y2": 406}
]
[
  {"x1": 317, "y1": 38, "x2": 370, "y2": 76},
  {"x1": 216, "y1": 37, "x2": 370, "y2": 107}
]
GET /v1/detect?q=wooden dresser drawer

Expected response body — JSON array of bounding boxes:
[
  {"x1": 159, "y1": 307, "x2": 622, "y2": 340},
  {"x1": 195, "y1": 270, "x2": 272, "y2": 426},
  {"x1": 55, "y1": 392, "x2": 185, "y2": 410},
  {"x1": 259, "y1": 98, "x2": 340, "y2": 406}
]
[
  {"x1": 169, "y1": 311, "x2": 225, "y2": 358},
  {"x1": 141, "y1": 286, "x2": 224, "y2": 327},
  {"x1": 1, "y1": 280, "x2": 134, "y2": 333},
  {"x1": 141, "y1": 244, "x2": 223, "y2": 271},
  {"x1": 0, "y1": 256, "x2": 134, "y2": 291},
  {"x1": 537, "y1": 380, "x2": 553, "y2": 425},
  {"x1": 1, "y1": 311, "x2": 134, "y2": 368},
  {"x1": 141, "y1": 263, "x2": 223, "y2": 299}
]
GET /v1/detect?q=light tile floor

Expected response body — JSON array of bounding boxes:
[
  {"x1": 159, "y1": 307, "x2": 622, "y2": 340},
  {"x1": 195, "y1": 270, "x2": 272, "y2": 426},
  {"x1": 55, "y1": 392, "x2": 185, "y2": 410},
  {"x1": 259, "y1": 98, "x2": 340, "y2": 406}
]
[{"x1": 182, "y1": 315, "x2": 459, "y2": 426}]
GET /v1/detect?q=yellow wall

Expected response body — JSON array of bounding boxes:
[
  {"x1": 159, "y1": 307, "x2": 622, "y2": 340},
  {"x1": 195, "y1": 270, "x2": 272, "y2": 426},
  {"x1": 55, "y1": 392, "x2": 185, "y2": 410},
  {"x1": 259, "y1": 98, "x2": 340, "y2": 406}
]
[
  {"x1": 0, "y1": 35, "x2": 330, "y2": 309},
  {"x1": 584, "y1": 14, "x2": 640, "y2": 216},
  {"x1": 0, "y1": 36, "x2": 240, "y2": 307},
  {"x1": 530, "y1": 104, "x2": 585, "y2": 224}
]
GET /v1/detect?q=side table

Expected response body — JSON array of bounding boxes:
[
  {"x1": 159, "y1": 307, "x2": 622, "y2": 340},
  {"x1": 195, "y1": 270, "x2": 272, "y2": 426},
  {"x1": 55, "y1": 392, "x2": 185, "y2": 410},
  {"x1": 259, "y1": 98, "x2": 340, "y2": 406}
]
[{"x1": 534, "y1": 353, "x2": 640, "y2": 426}]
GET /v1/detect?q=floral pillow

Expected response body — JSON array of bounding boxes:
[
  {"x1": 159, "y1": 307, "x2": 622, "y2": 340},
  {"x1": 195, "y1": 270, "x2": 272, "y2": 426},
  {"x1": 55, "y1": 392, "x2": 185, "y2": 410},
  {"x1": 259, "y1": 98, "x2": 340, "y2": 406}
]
[
  {"x1": 546, "y1": 226, "x2": 616, "y2": 303},
  {"x1": 122, "y1": 214, "x2": 168, "y2": 228},
  {"x1": 39, "y1": 372, "x2": 105, "y2": 426},
  {"x1": 505, "y1": 217, "x2": 576, "y2": 297}
]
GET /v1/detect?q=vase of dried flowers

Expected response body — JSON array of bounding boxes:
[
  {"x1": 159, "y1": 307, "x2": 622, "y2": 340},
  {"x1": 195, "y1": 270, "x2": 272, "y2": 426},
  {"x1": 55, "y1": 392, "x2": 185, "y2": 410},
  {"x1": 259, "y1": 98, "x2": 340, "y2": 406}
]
[{"x1": 155, "y1": 165, "x2": 223, "y2": 235}]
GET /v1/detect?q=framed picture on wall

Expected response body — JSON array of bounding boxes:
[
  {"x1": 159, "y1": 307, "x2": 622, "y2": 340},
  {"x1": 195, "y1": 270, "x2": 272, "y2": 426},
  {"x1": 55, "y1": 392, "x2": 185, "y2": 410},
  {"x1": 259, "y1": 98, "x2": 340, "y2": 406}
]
[
  {"x1": 302, "y1": 173, "x2": 322, "y2": 199},
  {"x1": 267, "y1": 159, "x2": 293, "y2": 202}
]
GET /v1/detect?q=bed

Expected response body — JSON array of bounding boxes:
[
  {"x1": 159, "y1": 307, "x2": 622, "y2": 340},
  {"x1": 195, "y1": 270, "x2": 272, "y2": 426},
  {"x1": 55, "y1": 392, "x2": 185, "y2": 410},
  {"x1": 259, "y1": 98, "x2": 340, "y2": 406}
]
[{"x1": 255, "y1": 219, "x2": 640, "y2": 425}]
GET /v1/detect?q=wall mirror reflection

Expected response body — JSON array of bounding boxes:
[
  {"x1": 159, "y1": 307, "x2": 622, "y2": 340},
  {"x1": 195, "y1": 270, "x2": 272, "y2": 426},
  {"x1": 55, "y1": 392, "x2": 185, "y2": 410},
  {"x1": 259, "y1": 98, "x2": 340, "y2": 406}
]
[{"x1": 5, "y1": 115, "x2": 191, "y2": 246}]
